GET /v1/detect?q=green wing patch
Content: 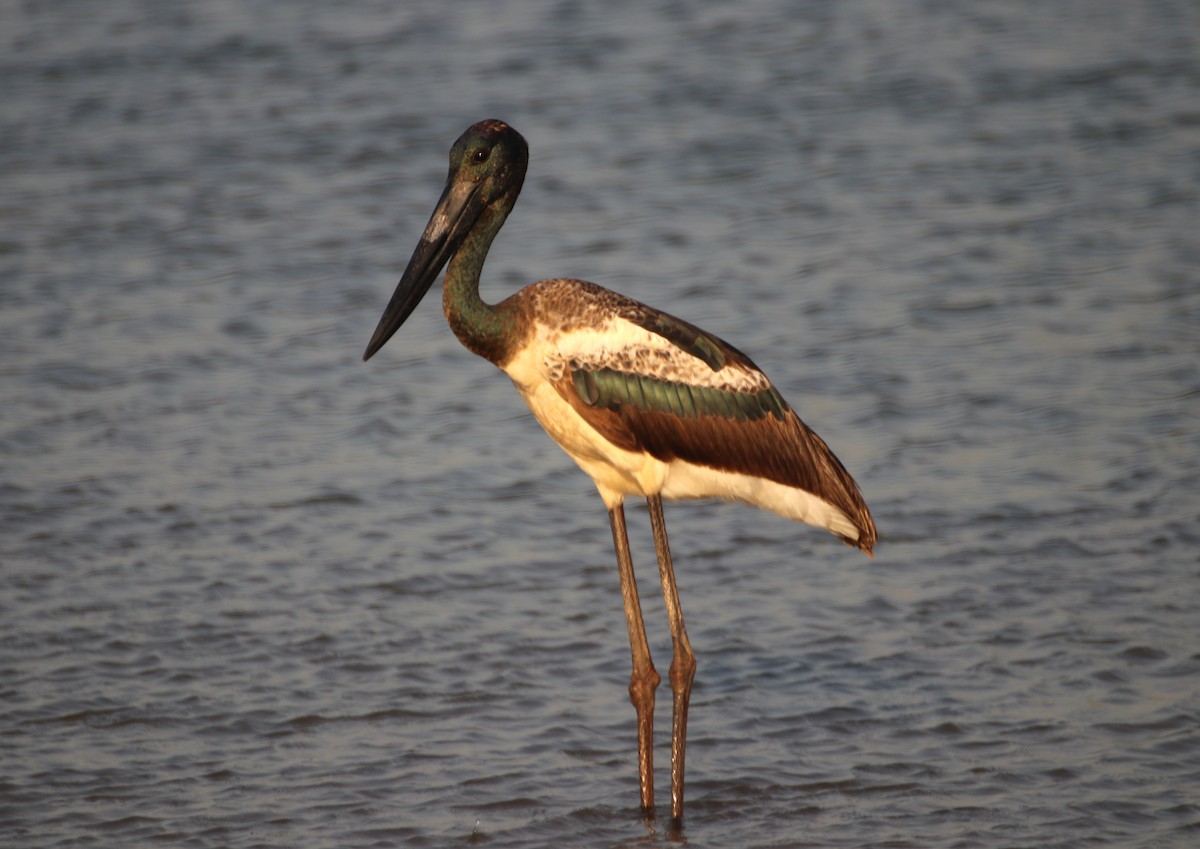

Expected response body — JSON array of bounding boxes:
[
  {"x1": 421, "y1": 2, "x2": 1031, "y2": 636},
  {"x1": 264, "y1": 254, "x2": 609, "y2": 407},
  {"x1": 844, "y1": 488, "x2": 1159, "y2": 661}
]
[{"x1": 573, "y1": 367, "x2": 788, "y2": 421}]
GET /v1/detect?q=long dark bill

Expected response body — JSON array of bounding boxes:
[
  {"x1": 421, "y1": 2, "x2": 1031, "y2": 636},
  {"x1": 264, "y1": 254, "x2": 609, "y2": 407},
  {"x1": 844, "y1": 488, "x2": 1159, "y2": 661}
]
[{"x1": 362, "y1": 178, "x2": 484, "y2": 361}]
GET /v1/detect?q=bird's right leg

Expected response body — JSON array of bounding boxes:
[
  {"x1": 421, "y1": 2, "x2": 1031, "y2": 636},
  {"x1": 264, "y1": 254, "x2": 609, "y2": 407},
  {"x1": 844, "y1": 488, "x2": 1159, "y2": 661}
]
[
  {"x1": 608, "y1": 503, "x2": 660, "y2": 816},
  {"x1": 647, "y1": 494, "x2": 696, "y2": 823}
]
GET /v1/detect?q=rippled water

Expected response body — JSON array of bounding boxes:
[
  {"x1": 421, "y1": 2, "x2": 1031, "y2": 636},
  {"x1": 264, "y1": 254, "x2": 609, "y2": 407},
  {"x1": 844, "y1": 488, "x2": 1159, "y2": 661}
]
[{"x1": 3, "y1": 1, "x2": 1198, "y2": 847}]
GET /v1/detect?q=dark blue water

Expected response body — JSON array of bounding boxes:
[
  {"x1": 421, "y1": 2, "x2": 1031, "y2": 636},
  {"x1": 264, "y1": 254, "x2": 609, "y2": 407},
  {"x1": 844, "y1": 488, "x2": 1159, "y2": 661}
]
[{"x1": 2, "y1": 1, "x2": 1198, "y2": 847}]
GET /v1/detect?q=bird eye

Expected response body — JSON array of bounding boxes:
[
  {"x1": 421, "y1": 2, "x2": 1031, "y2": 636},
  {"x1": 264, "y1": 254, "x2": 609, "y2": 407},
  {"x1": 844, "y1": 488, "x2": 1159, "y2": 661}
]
[{"x1": 473, "y1": 147, "x2": 491, "y2": 163}]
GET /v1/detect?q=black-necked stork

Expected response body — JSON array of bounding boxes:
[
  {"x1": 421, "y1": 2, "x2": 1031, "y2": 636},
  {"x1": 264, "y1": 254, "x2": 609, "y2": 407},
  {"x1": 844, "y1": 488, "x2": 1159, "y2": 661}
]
[{"x1": 363, "y1": 119, "x2": 876, "y2": 823}]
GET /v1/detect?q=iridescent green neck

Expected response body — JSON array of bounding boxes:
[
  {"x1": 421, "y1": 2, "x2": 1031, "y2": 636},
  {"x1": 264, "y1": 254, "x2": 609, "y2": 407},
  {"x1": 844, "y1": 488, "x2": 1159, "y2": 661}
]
[{"x1": 441, "y1": 202, "x2": 518, "y2": 366}]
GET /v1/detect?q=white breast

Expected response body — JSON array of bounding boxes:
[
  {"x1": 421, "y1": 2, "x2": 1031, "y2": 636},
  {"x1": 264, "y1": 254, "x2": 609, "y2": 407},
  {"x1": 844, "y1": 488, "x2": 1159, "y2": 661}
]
[{"x1": 502, "y1": 330, "x2": 664, "y2": 509}]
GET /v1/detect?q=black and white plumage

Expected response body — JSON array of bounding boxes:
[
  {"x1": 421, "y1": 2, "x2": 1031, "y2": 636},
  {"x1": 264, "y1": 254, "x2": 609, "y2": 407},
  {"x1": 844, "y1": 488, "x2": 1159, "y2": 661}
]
[
  {"x1": 498, "y1": 278, "x2": 875, "y2": 549},
  {"x1": 363, "y1": 119, "x2": 875, "y2": 823}
]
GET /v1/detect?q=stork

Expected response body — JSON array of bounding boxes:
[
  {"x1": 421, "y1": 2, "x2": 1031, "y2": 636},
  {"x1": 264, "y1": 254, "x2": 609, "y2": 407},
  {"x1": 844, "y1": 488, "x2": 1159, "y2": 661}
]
[{"x1": 363, "y1": 119, "x2": 876, "y2": 823}]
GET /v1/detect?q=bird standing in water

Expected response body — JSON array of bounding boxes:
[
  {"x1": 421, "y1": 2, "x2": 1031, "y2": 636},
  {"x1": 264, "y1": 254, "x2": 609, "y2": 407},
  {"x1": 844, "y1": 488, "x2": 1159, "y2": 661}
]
[{"x1": 363, "y1": 119, "x2": 875, "y2": 822}]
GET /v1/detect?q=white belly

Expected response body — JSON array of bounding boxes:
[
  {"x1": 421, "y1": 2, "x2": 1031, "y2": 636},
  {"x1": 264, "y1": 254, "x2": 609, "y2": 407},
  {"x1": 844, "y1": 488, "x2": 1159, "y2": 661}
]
[{"x1": 509, "y1": 374, "x2": 665, "y2": 510}]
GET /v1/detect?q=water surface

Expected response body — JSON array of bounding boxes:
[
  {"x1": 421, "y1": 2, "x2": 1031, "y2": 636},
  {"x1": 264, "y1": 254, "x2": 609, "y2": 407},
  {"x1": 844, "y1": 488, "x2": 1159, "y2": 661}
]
[{"x1": 2, "y1": 1, "x2": 1198, "y2": 847}]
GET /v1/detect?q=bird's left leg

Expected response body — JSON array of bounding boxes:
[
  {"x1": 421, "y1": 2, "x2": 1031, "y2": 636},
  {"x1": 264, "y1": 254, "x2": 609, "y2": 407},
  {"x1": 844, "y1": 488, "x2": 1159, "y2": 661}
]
[
  {"x1": 646, "y1": 494, "x2": 696, "y2": 822},
  {"x1": 608, "y1": 502, "x2": 660, "y2": 817}
]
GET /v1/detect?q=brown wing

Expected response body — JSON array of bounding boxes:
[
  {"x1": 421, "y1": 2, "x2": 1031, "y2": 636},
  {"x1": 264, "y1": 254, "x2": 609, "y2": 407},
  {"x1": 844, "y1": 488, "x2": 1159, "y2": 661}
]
[{"x1": 553, "y1": 364, "x2": 876, "y2": 552}]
